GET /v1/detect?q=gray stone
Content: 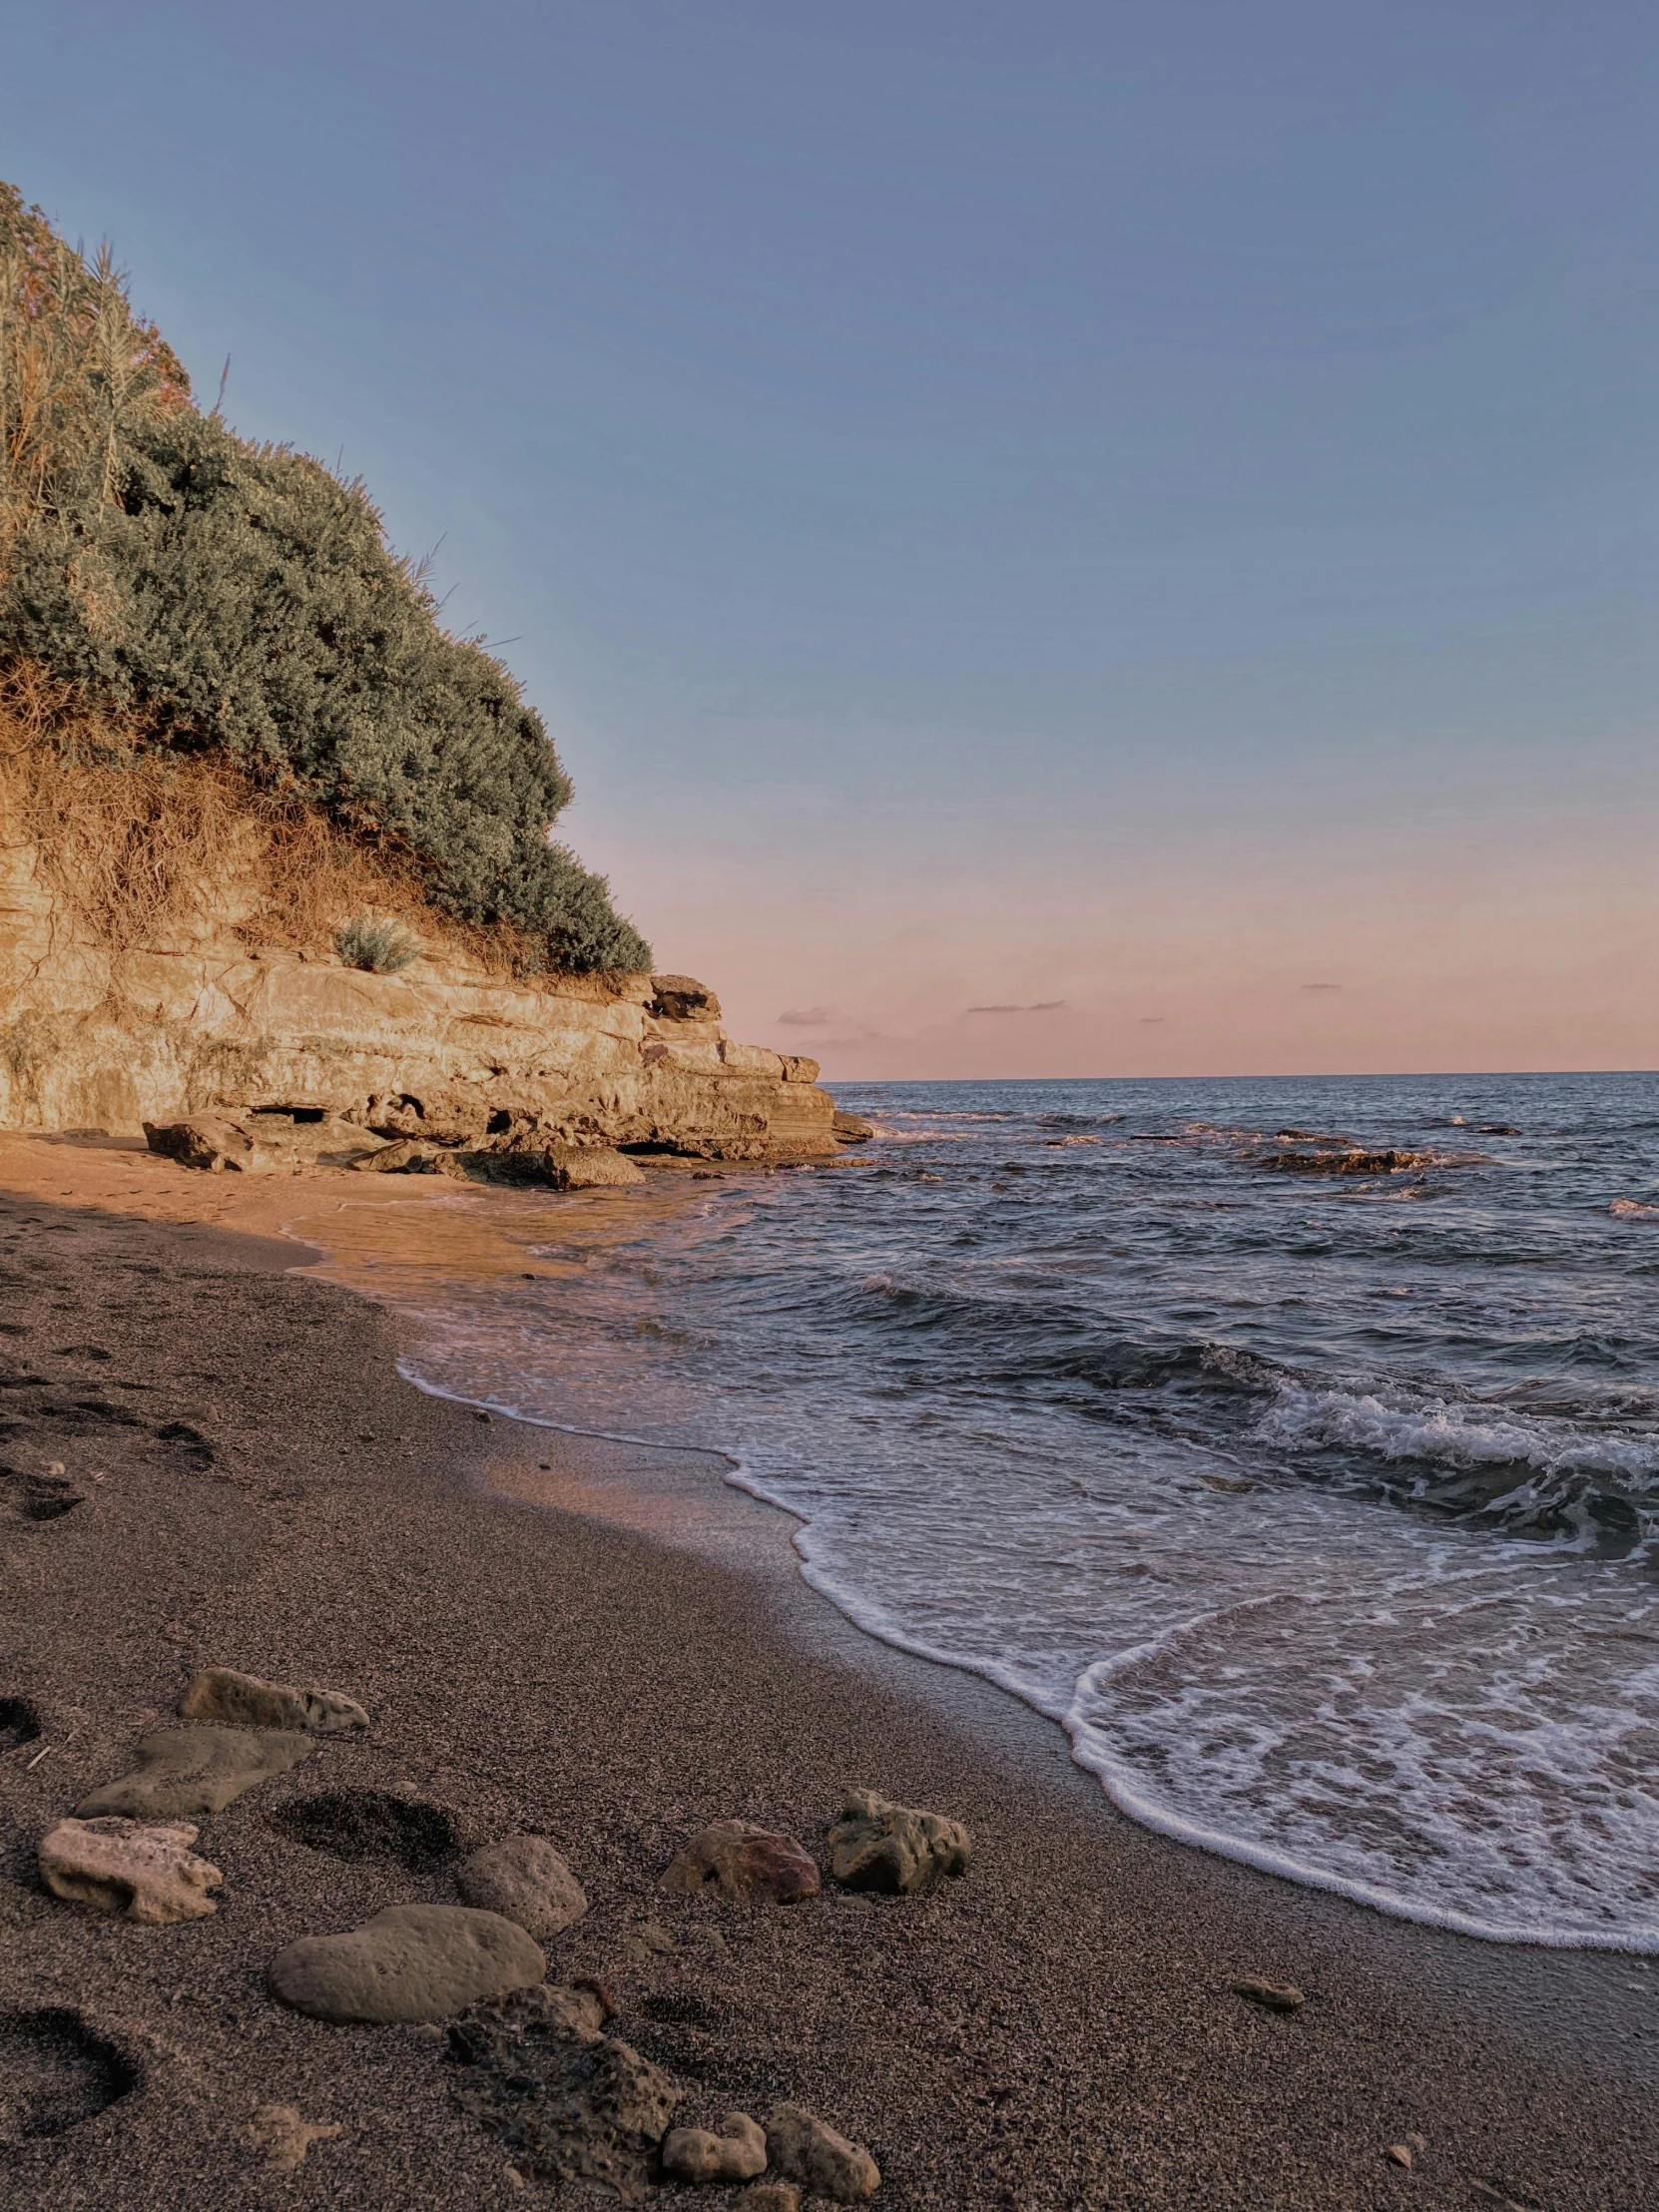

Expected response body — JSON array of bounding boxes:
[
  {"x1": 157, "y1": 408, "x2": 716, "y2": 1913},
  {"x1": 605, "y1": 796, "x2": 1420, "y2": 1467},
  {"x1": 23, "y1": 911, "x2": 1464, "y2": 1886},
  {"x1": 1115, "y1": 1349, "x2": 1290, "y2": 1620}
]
[
  {"x1": 449, "y1": 1983, "x2": 679, "y2": 2199},
  {"x1": 765, "y1": 2104, "x2": 880, "y2": 2202},
  {"x1": 268, "y1": 1904, "x2": 545, "y2": 2024},
  {"x1": 827, "y1": 1789, "x2": 970, "y2": 1896},
  {"x1": 662, "y1": 2111, "x2": 768, "y2": 2184},
  {"x1": 76, "y1": 1727, "x2": 313, "y2": 1820},
  {"x1": 179, "y1": 1666, "x2": 369, "y2": 1735},
  {"x1": 456, "y1": 1835, "x2": 588, "y2": 1942},
  {"x1": 38, "y1": 1817, "x2": 223, "y2": 1925}
]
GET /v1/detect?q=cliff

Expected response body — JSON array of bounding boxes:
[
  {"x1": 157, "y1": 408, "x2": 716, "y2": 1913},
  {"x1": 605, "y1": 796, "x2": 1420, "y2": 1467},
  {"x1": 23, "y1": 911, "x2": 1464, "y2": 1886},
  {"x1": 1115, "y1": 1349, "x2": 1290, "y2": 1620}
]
[{"x1": 0, "y1": 764, "x2": 836, "y2": 1161}]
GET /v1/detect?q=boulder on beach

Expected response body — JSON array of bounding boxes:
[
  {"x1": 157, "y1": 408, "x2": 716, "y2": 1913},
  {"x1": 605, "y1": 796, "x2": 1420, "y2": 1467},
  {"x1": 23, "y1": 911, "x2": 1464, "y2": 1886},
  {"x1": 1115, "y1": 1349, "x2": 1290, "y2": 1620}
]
[
  {"x1": 268, "y1": 1904, "x2": 545, "y2": 2024},
  {"x1": 38, "y1": 1816, "x2": 223, "y2": 1925},
  {"x1": 142, "y1": 1116, "x2": 290, "y2": 1174},
  {"x1": 764, "y1": 2103, "x2": 880, "y2": 2202},
  {"x1": 827, "y1": 1790, "x2": 970, "y2": 1896},
  {"x1": 76, "y1": 1726, "x2": 313, "y2": 1820},
  {"x1": 661, "y1": 2111, "x2": 768, "y2": 2183},
  {"x1": 661, "y1": 1820, "x2": 822, "y2": 1904},
  {"x1": 449, "y1": 1981, "x2": 679, "y2": 2195},
  {"x1": 741, "y1": 2189, "x2": 803, "y2": 2212},
  {"x1": 457, "y1": 1835, "x2": 588, "y2": 1941},
  {"x1": 351, "y1": 1138, "x2": 442, "y2": 1174},
  {"x1": 179, "y1": 1666, "x2": 369, "y2": 1736}
]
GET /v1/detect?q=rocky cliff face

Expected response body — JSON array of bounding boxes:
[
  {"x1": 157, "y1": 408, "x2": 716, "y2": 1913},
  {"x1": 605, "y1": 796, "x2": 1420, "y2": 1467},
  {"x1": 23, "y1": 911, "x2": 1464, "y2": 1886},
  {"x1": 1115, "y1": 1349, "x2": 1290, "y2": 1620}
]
[{"x1": 0, "y1": 826, "x2": 835, "y2": 1160}]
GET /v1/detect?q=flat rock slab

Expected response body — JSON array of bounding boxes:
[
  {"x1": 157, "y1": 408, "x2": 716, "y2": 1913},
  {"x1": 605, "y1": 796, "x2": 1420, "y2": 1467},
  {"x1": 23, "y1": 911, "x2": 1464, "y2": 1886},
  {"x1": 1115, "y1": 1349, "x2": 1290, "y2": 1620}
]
[
  {"x1": 457, "y1": 1835, "x2": 588, "y2": 1941},
  {"x1": 76, "y1": 1727, "x2": 313, "y2": 1820},
  {"x1": 39, "y1": 1817, "x2": 223, "y2": 1925},
  {"x1": 828, "y1": 1789, "x2": 970, "y2": 1896},
  {"x1": 268, "y1": 1905, "x2": 545, "y2": 2024},
  {"x1": 662, "y1": 1820, "x2": 822, "y2": 1904},
  {"x1": 180, "y1": 1667, "x2": 368, "y2": 1735}
]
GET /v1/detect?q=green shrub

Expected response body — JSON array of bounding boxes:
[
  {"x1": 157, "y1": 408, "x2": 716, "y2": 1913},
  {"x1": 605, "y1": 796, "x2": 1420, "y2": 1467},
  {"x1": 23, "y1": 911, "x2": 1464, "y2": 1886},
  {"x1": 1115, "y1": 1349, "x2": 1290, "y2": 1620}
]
[
  {"x1": 0, "y1": 183, "x2": 650, "y2": 975},
  {"x1": 335, "y1": 916, "x2": 422, "y2": 974}
]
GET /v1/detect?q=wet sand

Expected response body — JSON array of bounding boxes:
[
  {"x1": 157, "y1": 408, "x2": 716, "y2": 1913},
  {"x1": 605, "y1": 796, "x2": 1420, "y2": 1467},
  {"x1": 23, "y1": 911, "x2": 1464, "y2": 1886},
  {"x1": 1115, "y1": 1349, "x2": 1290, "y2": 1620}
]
[{"x1": 0, "y1": 1131, "x2": 1654, "y2": 2211}]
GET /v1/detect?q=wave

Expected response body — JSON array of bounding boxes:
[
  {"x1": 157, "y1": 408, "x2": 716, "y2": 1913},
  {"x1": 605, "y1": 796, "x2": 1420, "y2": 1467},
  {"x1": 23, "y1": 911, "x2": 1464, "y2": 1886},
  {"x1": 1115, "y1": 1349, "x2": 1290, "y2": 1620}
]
[{"x1": 1258, "y1": 1384, "x2": 1659, "y2": 1548}]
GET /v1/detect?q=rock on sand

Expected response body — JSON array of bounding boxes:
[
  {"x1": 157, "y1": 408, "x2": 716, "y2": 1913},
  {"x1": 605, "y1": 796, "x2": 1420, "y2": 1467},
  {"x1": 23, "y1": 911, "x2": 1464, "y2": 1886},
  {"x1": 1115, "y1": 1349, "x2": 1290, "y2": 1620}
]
[
  {"x1": 827, "y1": 1790, "x2": 970, "y2": 1896},
  {"x1": 661, "y1": 2111, "x2": 769, "y2": 2183},
  {"x1": 456, "y1": 1834, "x2": 588, "y2": 1941},
  {"x1": 75, "y1": 1727, "x2": 313, "y2": 1820},
  {"x1": 180, "y1": 1666, "x2": 369, "y2": 1735},
  {"x1": 38, "y1": 1817, "x2": 223, "y2": 1925},
  {"x1": 268, "y1": 1905, "x2": 545, "y2": 2024},
  {"x1": 662, "y1": 1820, "x2": 822, "y2": 1904},
  {"x1": 765, "y1": 2103, "x2": 880, "y2": 2202}
]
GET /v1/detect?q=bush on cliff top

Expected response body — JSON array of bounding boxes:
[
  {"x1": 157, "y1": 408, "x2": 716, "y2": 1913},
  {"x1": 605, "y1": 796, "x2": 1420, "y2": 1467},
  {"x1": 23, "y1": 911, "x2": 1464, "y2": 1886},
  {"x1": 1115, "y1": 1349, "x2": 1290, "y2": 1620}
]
[{"x1": 0, "y1": 182, "x2": 650, "y2": 974}]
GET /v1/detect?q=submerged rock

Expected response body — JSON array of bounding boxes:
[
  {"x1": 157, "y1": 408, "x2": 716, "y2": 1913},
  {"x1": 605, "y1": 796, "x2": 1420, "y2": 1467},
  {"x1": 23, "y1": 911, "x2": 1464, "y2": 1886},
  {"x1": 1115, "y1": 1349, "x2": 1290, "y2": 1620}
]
[
  {"x1": 764, "y1": 2103, "x2": 880, "y2": 2202},
  {"x1": 1261, "y1": 1148, "x2": 1433, "y2": 1176},
  {"x1": 827, "y1": 1790, "x2": 970, "y2": 1896},
  {"x1": 38, "y1": 1817, "x2": 223, "y2": 1925},
  {"x1": 457, "y1": 1835, "x2": 588, "y2": 1942},
  {"x1": 661, "y1": 2111, "x2": 768, "y2": 2183},
  {"x1": 269, "y1": 1904, "x2": 545, "y2": 2024},
  {"x1": 179, "y1": 1666, "x2": 368, "y2": 1735},
  {"x1": 662, "y1": 1821, "x2": 822, "y2": 1905},
  {"x1": 76, "y1": 1727, "x2": 313, "y2": 1820},
  {"x1": 449, "y1": 1982, "x2": 679, "y2": 2200}
]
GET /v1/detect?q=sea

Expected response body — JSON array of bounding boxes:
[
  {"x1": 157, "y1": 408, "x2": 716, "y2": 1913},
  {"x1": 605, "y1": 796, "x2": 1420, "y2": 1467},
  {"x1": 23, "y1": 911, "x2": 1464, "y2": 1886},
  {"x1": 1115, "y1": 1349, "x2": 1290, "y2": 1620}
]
[{"x1": 335, "y1": 1073, "x2": 1659, "y2": 1951}]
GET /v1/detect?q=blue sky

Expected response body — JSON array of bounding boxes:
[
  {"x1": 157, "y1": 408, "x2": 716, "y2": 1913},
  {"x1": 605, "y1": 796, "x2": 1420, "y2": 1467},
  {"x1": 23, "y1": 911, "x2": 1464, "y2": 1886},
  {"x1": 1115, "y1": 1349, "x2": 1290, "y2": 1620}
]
[{"x1": 5, "y1": 2, "x2": 1655, "y2": 1071}]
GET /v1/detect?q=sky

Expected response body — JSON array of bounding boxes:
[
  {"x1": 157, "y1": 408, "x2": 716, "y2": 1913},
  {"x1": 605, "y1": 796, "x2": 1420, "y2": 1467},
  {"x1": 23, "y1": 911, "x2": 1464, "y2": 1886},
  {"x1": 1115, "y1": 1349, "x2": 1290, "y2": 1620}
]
[{"x1": 3, "y1": 1, "x2": 1655, "y2": 1076}]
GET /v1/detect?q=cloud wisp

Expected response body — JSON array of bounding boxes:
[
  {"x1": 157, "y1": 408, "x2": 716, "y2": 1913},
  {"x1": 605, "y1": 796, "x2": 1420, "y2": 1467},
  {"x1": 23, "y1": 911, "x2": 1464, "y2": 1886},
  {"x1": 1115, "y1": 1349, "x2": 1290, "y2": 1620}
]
[{"x1": 967, "y1": 1000, "x2": 1067, "y2": 1015}]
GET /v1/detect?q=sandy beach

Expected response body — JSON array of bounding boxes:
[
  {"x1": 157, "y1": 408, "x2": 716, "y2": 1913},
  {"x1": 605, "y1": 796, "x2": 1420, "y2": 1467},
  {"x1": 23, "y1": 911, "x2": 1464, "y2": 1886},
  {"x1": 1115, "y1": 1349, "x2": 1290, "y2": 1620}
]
[{"x1": 1, "y1": 1130, "x2": 1655, "y2": 2212}]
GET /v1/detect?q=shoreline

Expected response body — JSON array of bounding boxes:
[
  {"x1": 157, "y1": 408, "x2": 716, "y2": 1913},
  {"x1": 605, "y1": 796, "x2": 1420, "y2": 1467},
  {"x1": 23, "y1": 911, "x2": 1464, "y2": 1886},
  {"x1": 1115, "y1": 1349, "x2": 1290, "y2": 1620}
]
[{"x1": 1, "y1": 1133, "x2": 1655, "y2": 2208}]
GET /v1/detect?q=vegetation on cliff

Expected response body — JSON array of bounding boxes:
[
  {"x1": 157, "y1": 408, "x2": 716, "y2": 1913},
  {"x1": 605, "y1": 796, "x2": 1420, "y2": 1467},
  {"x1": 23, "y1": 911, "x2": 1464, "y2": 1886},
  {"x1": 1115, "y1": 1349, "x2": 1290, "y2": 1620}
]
[{"x1": 0, "y1": 182, "x2": 649, "y2": 974}]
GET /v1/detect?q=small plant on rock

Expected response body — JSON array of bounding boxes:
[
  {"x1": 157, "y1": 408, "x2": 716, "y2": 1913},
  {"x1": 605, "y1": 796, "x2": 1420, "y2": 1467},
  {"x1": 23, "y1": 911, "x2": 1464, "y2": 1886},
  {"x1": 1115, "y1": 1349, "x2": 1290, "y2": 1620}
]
[{"x1": 334, "y1": 916, "x2": 422, "y2": 974}]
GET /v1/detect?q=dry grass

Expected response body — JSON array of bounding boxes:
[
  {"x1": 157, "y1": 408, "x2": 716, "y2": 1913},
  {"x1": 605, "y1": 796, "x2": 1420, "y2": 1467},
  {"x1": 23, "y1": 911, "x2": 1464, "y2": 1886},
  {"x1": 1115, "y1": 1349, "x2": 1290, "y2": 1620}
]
[{"x1": 0, "y1": 661, "x2": 544, "y2": 979}]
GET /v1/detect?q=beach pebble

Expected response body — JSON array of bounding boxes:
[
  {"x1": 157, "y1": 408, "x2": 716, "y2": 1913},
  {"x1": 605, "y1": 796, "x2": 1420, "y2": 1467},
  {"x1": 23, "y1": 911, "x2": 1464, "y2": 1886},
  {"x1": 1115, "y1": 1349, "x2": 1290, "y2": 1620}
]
[
  {"x1": 827, "y1": 1790, "x2": 970, "y2": 1896},
  {"x1": 765, "y1": 2103, "x2": 881, "y2": 2202},
  {"x1": 742, "y1": 2189, "x2": 803, "y2": 2212},
  {"x1": 245, "y1": 2103, "x2": 342, "y2": 2173},
  {"x1": 661, "y1": 2111, "x2": 769, "y2": 2183},
  {"x1": 38, "y1": 1816, "x2": 223, "y2": 1925},
  {"x1": 268, "y1": 1905, "x2": 545, "y2": 2024},
  {"x1": 1230, "y1": 1977, "x2": 1306, "y2": 2012},
  {"x1": 1385, "y1": 2142, "x2": 1414, "y2": 2169},
  {"x1": 179, "y1": 1666, "x2": 369, "y2": 1736},
  {"x1": 662, "y1": 1820, "x2": 822, "y2": 1904},
  {"x1": 75, "y1": 1726, "x2": 313, "y2": 1820},
  {"x1": 456, "y1": 1834, "x2": 588, "y2": 1941},
  {"x1": 449, "y1": 1982, "x2": 679, "y2": 2193}
]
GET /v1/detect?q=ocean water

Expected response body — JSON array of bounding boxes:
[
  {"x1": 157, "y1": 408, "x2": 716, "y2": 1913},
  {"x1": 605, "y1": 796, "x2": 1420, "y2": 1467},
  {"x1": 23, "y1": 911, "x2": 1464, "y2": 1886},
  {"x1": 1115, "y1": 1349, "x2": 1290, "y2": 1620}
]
[{"x1": 366, "y1": 1074, "x2": 1659, "y2": 1949}]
